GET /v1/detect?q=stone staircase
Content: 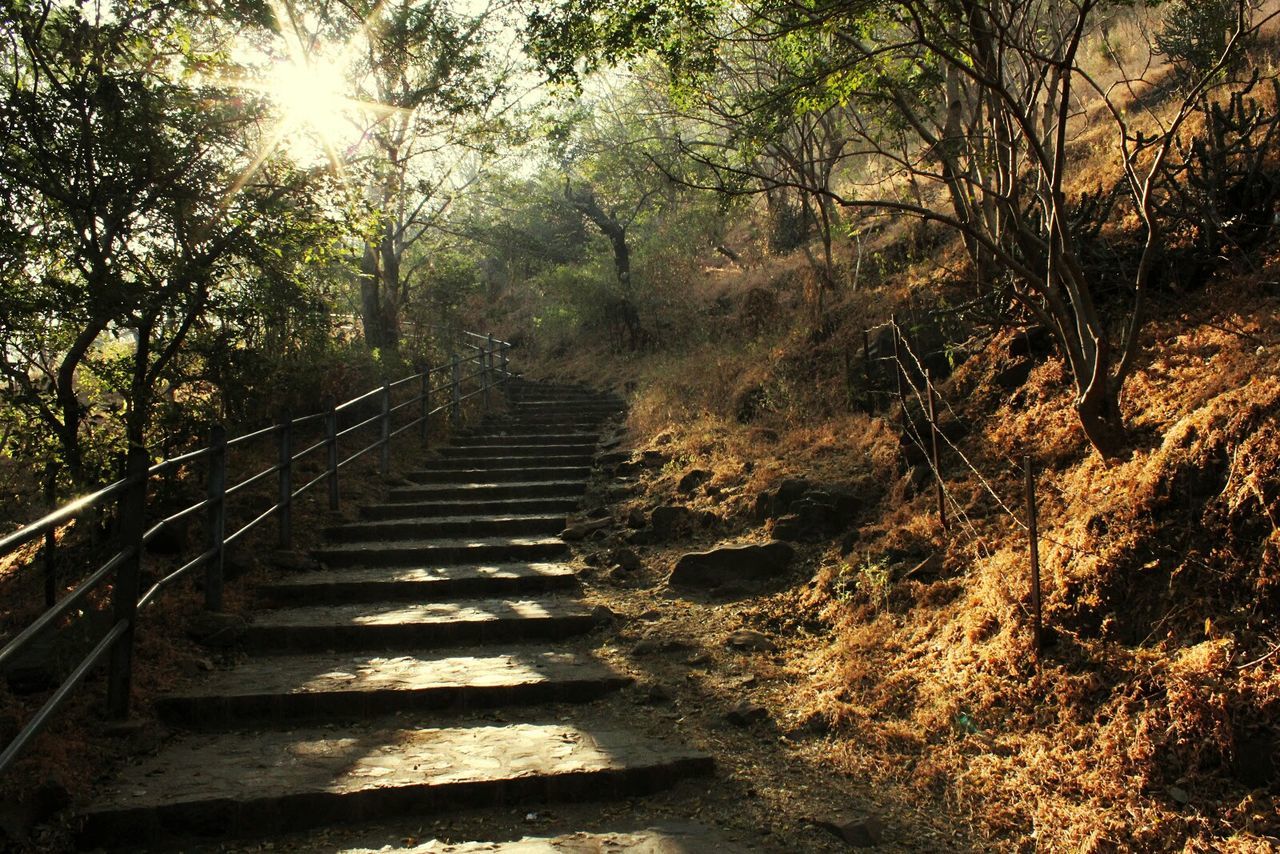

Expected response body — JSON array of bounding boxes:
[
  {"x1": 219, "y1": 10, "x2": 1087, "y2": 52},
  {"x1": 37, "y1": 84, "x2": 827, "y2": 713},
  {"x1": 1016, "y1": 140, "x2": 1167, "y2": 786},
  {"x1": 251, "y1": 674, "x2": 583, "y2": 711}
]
[{"x1": 80, "y1": 380, "x2": 715, "y2": 849}]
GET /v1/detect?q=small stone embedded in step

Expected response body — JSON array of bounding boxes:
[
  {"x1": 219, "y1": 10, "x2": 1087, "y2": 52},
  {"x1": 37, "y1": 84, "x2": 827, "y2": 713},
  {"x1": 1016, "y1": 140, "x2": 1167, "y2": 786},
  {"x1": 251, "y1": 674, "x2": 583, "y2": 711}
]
[
  {"x1": 185, "y1": 612, "x2": 247, "y2": 648},
  {"x1": 668, "y1": 541, "x2": 796, "y2": 589},
  {"x1": 560, "y1": 517, "x2": 611, "y2": 541},
  {"x1": 816, "y1": 814, "x2": 886, "y2": 848},
  {"x1": 725, "y1": 701, "x2": 769, "y2": 727},
  {"x1": 725, "y1": 629, "x2": 776, "y2": 653}
]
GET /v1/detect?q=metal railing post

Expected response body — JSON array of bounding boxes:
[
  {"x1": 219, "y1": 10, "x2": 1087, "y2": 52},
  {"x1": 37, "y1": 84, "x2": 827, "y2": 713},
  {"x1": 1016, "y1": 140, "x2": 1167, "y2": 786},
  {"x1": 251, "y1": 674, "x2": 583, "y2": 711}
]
[
  {"x1": 380, "y1": 383, "x2": 391, "y2": 476},
  {"x1": 277, "y1": 412, "x2": 293, "y2": 549},
  {"x1": 419, "y1": 369, "x2": 430, "y2": 447},
  {"x1": 204, "y1": 425, "x2": 227, "y2": 612},
  {"x1": 500, "y1": 342, "x2": 510, "y2": 390},
  {"x1": 450, "y1": 352, "x2": 461, "y2": 426},
  {"x1": 326, "y1": 398, "x2": 339, "y2": 511},
  {"x1": 483, "y1": 335, "x2": 495, "y2": 412},
  {"x1": 42, "y1": 463, "x2": 56, "y2": 607},
  {"x1": 106, "y1": 445, "x2": 148, "y2": 719}
]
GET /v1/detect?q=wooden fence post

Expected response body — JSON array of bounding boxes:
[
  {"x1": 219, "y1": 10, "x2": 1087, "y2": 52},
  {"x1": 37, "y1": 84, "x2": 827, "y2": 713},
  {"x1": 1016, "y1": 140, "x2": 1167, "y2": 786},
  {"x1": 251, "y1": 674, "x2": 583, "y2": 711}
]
[
  {"x1": 277, "y1": 412, "x2": 292, "y2": 550},
  {"x1": 106, "y1": 445, "x2": 149, "y2": 719},
  {"x1": 204, "y1": 425, "x2": 227, "y2": 612},
  {"x1": 380, "y1": 383, "x2": 391, "y2": 476},
  {"x1": 927, "y1": 369, "x2": 948, "y2": 531},
  {"x1": 326, "y1": 399, "x2": 339, "y2": 511},
  {"x1": 1024, "y1": 455, "x2": 1043, "y2": 668}
]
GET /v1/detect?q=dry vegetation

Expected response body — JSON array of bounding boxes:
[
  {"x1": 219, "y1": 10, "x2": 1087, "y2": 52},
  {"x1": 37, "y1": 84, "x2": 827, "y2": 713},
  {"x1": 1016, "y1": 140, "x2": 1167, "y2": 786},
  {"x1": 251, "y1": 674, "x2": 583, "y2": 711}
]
[{"x1": 516, "y1": 72, "x2": 1280, "y2": 845}]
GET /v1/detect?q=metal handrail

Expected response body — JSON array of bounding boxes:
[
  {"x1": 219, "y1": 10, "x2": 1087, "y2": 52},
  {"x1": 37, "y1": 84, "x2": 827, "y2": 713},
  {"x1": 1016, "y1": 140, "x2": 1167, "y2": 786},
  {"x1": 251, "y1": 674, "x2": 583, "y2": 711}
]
[{"x1": 0, "y1": 330, "x2": 513, "y2": 779}]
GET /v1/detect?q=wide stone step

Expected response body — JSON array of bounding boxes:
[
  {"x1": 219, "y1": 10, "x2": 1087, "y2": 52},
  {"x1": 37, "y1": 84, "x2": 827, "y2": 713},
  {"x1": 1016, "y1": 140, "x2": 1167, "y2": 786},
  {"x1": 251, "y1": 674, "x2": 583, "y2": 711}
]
[
  {"x1": 80, "y1": 723, "x2": 713, "y2": 845},
  {"x1": 260, "y1": 562, "x2": 577, "y2": 605},
  {"x1": 415, "y1": 453, "x2": 594, "y2": 471},
  {"x1": 452, "y1": 433, "x2": 599, "y2": 446},
  {"x1": 314, "y1": 535, "x2": 568, "y2": 567},
  {"x1": 246, "y1": 595, "x2": 599, "y2": 651},
  {"x1": 342, "y1": 827, "x2": 740, "y2": 853},
  {"x1": 387, "y1": 480, "x2": 587, "y2": 503},
  {"x1": 362, "y1": 497, "x2": 582, "y2": 519},
  {"x1": 405, "y1": 466, "x2": 591, "y2": 485},
  {"x1": 157, "y1": 649, "x2": 628, "y2": 725},
  {"x1": 436, "y1": 443, "x2": 596, "y2": 458},
  {"x1": 325, "y1": 514, "x2": 567, "y2": 543}
]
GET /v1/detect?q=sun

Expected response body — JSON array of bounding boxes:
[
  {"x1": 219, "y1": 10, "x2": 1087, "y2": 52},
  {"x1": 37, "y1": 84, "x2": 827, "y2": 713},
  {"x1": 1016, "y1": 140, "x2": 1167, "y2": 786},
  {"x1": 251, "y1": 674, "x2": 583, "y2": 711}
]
[{"x1": 264, "y1": 54, "x2": 359, "y2": 163}]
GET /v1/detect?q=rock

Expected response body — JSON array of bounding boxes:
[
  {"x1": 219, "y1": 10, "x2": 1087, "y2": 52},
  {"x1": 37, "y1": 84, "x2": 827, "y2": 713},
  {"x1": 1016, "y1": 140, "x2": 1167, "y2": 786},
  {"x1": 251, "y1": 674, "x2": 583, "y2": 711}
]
[
  {"x1": 816, "y1": 815, "x2": 885, "y2": 847},
  {"x1": 625, "y1": 507, "x2": 647, "y2": 528},
  {"x1": 668, "y1": 541, "x2": 796, "y2": 590},
  {"x1": 771, "y1": 514, "x2": 805, "y2": 542},
  {"x1": 750, "y1": 427, "x2": 780, "y2": 443},
  {"x1": 641, "y1": 450, "x2": 668, "y2": 468},
  {"x1": 725, "y1": 629, "x2": 777, "y2": 652},
  {"x1": 1234, "y1": 734, "x2": 1276, "y2": 788},
  {"x1": 649, "y1": 505, "x2": 694, "y2": 538},
  {"x1": 686, "y1": 651, "x2": 713, "y2": 667},
  {"x1": 1168, "y1": 785, "x2": 1190, "y2": 805},
  {"x1": 1008, "y1": 325, "x2": 1054, "y2": 359},
  {"x1": 902, "y1": 553, "x2": 944, "y2": 580},
  {"x1": 176, "y1": 655, "x2": 216, "y2": 677},
  {"x1": 677, "y1": 469, "x2": 713, "y2": 493},
  {"x1": 634, "y1": 682, "x2": 673, "y2": 704},
  {"x1": 591, "y1": 605, "x2": 617, "y2": 625},
  {"x1": 185, "y1": 612, "x2": 247, "y2": 648},
  {"x1": 610, "y1": 548, "x2": 643, "y2": 572},
  {"x1": 271, "y1": 550, "x2": 318, "y2": 572},
  {"x1": 596, "y1": 449, "x2": 630, "y2": 467},
  {"x1": 839, "y1": 529, "x2": 861, "y2": 556},
  {"x1": 560, "y1": 518, "x2": 611, "y2": 541},
  {"x1": 725, "y1": 702, "x2": 769, "y2": 727},
  {"x1": 776, "y1": 478, "x2": 813, "y2": 509},
  {"x1": 995, "y1": 360, "x2": 1034, "y2": 391},
  {"x1": 585, "y1": 505, "x2": 611, "y2": 520}
]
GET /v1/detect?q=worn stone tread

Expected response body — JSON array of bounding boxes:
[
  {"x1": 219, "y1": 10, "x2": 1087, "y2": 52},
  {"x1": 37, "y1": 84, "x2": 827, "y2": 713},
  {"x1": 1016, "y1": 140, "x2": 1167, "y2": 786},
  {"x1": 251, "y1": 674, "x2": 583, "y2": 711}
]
[
  {"x1": 361, "y1": 498, "x2": 582, "y2": 520},
  {"x1": 314, "y1": 535, "x2": 569, "y2": 568},
  {"x1": 158, "y1": 649, "x2": 629, "y2": 723},
  {"x1": 261, "y1": 562, "x2": 577, "y2": 603},
  {"x1": 81, "y1": 724, "x2": 713, "y2": 843},
  {"x1": 327, "y1": 514, "x2": 569, "y2": 542},
  {"x1": 246, "y1": 595, "x2": 599, "y2": 650},
  {"x1": 340, "y1": 826, "x2": 745, "y2": 853},
  {"x1": 387, "y1": 481, "x2": 587, "y2": 501}
]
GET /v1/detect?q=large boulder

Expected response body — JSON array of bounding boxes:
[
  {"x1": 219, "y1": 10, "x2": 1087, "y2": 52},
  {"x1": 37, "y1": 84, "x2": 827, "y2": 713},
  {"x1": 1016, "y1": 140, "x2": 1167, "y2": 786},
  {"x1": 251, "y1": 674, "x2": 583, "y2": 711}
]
[{"x1": 668, "y1": 540, "x2": 796, "y2": 589}]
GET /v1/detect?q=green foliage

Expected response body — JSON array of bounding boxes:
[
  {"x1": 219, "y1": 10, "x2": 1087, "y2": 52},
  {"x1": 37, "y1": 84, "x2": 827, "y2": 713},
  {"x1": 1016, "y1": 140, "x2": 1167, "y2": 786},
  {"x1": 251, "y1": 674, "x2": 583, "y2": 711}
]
[{"x1": 1152, "y1": 0, "x2": 1250, "y2": 77}]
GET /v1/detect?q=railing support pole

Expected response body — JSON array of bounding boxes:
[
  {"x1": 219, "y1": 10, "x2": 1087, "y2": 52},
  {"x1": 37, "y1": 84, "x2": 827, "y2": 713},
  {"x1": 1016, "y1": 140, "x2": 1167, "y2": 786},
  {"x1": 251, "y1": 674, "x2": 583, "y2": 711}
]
[
  {"x1": 106, "y1": 445, "x2": 148, "y2": 719},
  {"x1": 42, "y1": 463, "x2": 56, "y2": 607},
  {"x1": 450, "y1": 352, "x2": 461, "y2": 426},
  {"x1": 326, "y1": 399, "x2": 339, "y2": 511},
  {"x1": 501, "y1": 342, "x2": 510, "y2": 391},
  {"x1": 277, "y1": 412, "x2": 292, "y2": 550},
  {"x1": 204, "y1": 425, "x2": 227, "y2": 612},
  {"x1": 484, "y1": 334, "x2": 495, "y2": 412},
  {"x1": 380, "y1": 383, "x2": 391, "y2": 476},
  {"x1": 926, "y1": 369, "x2": 947, "y2": 532},
  {"x1": 419, "y1": 369, "x2": 430, "y2": 447},
  {"x1": 1024, "y1": 455, "x2": 1043, "y2": 669}
]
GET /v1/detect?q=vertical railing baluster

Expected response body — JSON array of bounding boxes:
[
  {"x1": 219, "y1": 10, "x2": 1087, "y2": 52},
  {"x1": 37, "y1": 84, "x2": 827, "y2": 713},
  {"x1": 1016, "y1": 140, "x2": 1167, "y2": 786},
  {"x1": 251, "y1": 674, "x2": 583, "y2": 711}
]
[
  {"x1": 380, "y1": 383, "x2": 391, "y2": 476},
  {"x1": 420, "y1": 369, "x2": 430, "y2": 447},
  {"x1": 278, "y1": 413, "x2": 292, "y2": 550},
  {"x1": 204, "y1": 425, "x2": 227, "y2": 612},
  {"x1": 107, "y1": 445, "x2": 148, "y2": 719},
  {"x1": 501, "y1": 342, "x2": 510, "y2": 391},
  {"x1": 484, "y1": 334, "x2": 495, "y2": 412},
  {"x1": 326, "y1": 398, "x2": 339, "y2": 511},
  {"x1": 41, "y1": 463, "x2": 56, "y2": 607},
  {"x1": 450, "y1": 352, "x2": 461, "y2": 426}
]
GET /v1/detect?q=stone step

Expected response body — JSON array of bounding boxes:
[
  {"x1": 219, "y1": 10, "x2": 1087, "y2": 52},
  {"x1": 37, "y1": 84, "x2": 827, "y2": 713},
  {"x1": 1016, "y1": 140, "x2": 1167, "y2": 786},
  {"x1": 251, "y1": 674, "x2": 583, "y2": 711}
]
[
  {"x1": 415, "y1": 453, "x2": 594, "y2": 471},
  {"x1": 436, "y1": 443, "x2": 597, "y2": 458},
  {"x1": 156, "y1": 649, "x2": 628, "y2": 725},
  {"x1": 245, "y1": 595, "x2": 599, "y2": 651},
  {"x1": 361, "y1": 496, "x2": 582, "y2": 519},
  {"x1": 405, "y1": 466, "x2": 591, "y2": 485},
  {"x1": 314, "y1": 535, "x2": 569, "y2": 568},
  {"x1": 259, "y1": 562, "x2": 578, "y2": 605},
  {"x1": 325, "y1": 514, "x2": 567, "y2": 543},
  {"x1": 341, "y1": 827, "x2": 741, "y2": 853},
  {"x1": 80, "y1": 723, "x2": 713, "y2": 845},
  {"x1": 387, "y1": 480, "x2": 587, "y2": 503},
  {"x1": 452, "y1": 433, "x2": 599, "y2": 446}
]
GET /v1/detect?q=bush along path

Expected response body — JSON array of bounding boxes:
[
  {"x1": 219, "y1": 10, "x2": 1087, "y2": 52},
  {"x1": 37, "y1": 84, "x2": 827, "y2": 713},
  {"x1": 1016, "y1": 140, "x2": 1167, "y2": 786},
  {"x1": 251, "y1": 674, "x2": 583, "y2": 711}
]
[{"x1": 77, "y1": 380, "x2": 722, "y2": 851}]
